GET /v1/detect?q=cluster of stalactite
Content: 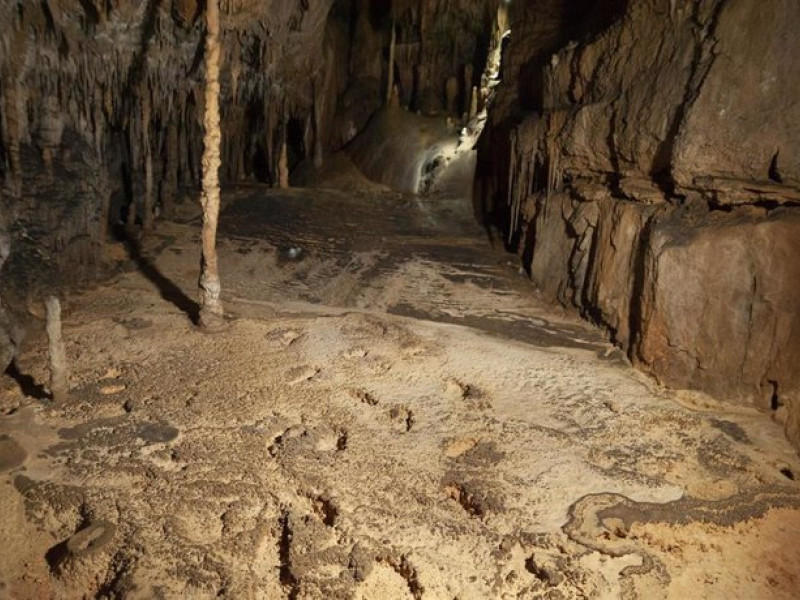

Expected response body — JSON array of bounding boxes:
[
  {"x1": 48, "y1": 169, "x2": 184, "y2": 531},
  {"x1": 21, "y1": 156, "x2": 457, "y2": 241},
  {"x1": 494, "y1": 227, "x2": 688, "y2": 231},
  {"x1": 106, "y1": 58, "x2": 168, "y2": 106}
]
[
  {"x1": 0, "y1": 0, "x2": 336, "y2": 286},
  {"x1": 388, "y1": 0, "x2": 497, "y2": 116},
  {"x1": 324, "y1": 0, "x2": 499, "y2": 149},
  {"x1": 0, "y1": 0, "x2": 503, "y2": 278}
]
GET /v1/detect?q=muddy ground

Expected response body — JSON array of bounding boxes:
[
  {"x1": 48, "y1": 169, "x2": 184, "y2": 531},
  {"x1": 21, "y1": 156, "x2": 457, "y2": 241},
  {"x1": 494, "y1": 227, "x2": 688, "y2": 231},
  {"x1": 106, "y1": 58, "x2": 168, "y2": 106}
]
[{"x1": 1, "y1": 187, "x2": 799, "y2": 599}]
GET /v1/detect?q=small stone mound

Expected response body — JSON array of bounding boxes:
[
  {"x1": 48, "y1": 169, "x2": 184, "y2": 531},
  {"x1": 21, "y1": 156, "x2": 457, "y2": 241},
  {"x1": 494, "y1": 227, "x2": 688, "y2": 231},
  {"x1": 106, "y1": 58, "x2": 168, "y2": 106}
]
[{"x1": 66, "y1": 520, "x2": 116, "y2": 558}]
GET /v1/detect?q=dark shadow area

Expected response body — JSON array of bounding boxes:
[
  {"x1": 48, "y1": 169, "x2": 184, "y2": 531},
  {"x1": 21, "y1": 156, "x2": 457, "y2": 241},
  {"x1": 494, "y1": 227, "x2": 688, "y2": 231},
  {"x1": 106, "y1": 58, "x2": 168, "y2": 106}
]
[
  {"x1": 566, "y1": 0, "x2": 629, "y2": 42},
  {"x1": 368, "y1": 0, "x2": 392, "y2": 29},
  {"x1": 123, "y1": 235, "x2": 200, "y2": 324},
  {"x1": 4, "y1": 361, "x2": 50, "y2": 401},
  {"x1": 45, "y1": 540, "x2": 69, "y2": 573},
  {"x1": 77, "y1": 0, "x2": 101, "y2": 32},
  {"x1": 246, "y1": 96, "x2": 274, "y2": 184},
  {"x1": 473, "y1": 118, "x2": 520, "y2": 250},
  {"x1": 252, "y1": 145, "x2": 272, "y2": 183},
  {"x1": 286, "y1": 117, "x2": 307, "y2": 169}
]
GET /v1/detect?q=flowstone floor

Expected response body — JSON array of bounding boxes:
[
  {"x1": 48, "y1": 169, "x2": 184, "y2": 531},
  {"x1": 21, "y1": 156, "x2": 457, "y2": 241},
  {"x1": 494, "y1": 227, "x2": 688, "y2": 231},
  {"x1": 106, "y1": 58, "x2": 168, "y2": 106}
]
[{"x1": 1, "y1": 187, "x2": 799, "y2": 599}]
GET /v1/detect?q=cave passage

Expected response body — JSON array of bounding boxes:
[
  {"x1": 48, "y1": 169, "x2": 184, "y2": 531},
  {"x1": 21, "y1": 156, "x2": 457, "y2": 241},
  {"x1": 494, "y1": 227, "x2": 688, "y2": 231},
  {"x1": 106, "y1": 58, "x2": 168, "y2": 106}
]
[{"x1": 1, "y1": 1, "x2": 800, "y2": 598}]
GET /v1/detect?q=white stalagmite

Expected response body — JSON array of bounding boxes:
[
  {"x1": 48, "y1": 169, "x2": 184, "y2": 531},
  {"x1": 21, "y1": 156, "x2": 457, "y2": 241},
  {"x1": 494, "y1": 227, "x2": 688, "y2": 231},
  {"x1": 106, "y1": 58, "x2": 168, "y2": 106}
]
[
  {"x1": 469, "y1": 86, "x2": 479, "y2": 120},
  {"x1": 278, "y1": 140, "x2": 290, "y2": 189},
  {"x1": 45, "y1": 296, "x2": 68, "y2": 403},
  {"x1": 198, "y1": 0, "x2": 225, "y2": 330}
]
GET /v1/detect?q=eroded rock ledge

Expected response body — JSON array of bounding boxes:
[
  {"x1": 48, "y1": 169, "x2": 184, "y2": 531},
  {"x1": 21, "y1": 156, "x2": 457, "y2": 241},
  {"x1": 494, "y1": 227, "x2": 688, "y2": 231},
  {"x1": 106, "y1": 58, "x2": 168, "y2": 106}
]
[{"x1": 477, "y1": 0, "x2": 800, "y2": 448}]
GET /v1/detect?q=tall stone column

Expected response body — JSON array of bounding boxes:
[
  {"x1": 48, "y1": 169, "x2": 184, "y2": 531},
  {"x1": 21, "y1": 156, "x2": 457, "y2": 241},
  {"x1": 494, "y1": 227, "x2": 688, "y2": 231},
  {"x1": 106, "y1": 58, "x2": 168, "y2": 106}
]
[{"x1": 198, "y1": 0, "x2": 225, "y2": 330}]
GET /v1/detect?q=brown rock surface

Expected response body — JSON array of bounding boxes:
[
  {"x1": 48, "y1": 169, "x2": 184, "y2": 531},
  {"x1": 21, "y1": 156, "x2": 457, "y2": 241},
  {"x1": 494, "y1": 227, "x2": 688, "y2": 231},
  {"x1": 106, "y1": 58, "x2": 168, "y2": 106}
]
[
  {"x1": 0, "y1": 214, "x2": 16, "y2": 373},
  {"x1": 635, "y1": 208, "x2": 800, "y2": 433},
  {"x1": 478, "y1": 0, "x2": 800, "y2": 449}
]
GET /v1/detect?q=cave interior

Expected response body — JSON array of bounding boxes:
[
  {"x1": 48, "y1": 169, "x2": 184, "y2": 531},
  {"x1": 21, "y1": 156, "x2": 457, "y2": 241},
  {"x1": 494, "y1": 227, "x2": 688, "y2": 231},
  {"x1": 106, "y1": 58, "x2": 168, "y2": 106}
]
[{"x1": 0, "y1": 0, "x2": 799, "y2": 597}]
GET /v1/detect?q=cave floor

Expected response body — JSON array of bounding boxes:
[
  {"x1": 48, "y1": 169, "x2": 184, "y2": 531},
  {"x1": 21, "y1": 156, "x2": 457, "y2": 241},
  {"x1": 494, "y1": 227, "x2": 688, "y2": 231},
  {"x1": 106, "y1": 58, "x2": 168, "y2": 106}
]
[{"x1": 1, "y1": 186, "x2": 800, "y2": 599}]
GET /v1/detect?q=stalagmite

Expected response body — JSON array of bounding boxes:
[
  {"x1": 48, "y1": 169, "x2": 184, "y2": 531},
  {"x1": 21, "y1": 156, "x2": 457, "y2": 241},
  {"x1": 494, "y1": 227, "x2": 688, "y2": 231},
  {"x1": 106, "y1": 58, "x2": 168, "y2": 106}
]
[
  {"x1": 164, "y1": 117, "x2": 179, "y2": 217},
  {"x1": 45, "y1": 296, "x2": 68, "y2": 403},
  {"x1": 389, "y1": 85, "x2": 401, "y2": 108},
  {"x1": 386, "y1": 13, "x2": 397, "y2": 105},
  {"x1": 142, "y1": 93, "x2": 154, "y2": 233},
  {"x1": 198, "y1": 0, "x2": 225, "y2": 331},
  {"x1": 143, "y1": 151, "x2": 154, "y2": 231},
  {"x1": 313, "y1": 81, "x2": 325, "y2": 169},
  {"x1": 126, "y1": 134, "x2": 138, "y2": 230},
  {"x1": 445, "y1": 76, "x2": 459, "y2": 114},
  {"x1": 469, "y1": 86, "x2": 478, "y2": 120},
  {"x1": 414, "y1": 64, "x2": 428, "y2": 112},
  {"x1": 279, "y1": 141, "x2": 290, "y2": 189}
]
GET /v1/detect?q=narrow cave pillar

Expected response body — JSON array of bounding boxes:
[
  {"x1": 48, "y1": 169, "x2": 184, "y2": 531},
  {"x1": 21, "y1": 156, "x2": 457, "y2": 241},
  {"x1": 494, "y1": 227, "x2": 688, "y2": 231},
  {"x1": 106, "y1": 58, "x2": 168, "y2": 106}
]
[
  {"x1": 163, "y1": 115, "x2": 179, "y2": 217},
  {"x1": 198, "y1": 0, "x2": 225, "y2": 330},
  {"x1": 143, "y1": 150, "x2": 154, "y2": 232},
  {"x1": 469, "y1": 86, "x2": 479, "y2": 120},
  {"x1": 230, "y1": 41, "x2": 242, "y2": 101},
  {"x1": 278, "y1": 140, "x2": 290, "y2": 189},
  {"x1": 142, "y1": 91, "x2": 154, "y2": 233},
  {"x1": 278, "y1": 111, "x2": 290, "y2": 189},
  {"x1": 386, "y1": 11, "x2": 396, "y2": 105},
  {"x1": 45, "y1": 296, "x2": 68, "y2": 404},
  {"x1": 304, "y1": 115, "x2": 313, "y2": 166},
  {"x1": 126, "y1": 122, "x2": 139, "y2": 231},
  {"x1": 93, "y1": 95, "x2": 112, "y2": 244},
  {"x1": 389, "y1": 85, "x2": 401, "y2": 108},
  {"x1": 413, "y1": 64, "x2": 428, "y2": 113},
  {"x1": 445, "y1": 76, "x2": 459, "y2": 115},
  {"x1": 312, "y1": 79, "x2": 324, "y2": 169}
]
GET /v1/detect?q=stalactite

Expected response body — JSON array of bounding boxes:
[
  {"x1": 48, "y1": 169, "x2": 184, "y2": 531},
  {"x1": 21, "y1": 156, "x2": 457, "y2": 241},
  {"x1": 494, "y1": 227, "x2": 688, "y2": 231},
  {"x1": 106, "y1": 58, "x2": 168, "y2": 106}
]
[{"x1": 0, "y1": 0, "x2": 496, "y2": 303}]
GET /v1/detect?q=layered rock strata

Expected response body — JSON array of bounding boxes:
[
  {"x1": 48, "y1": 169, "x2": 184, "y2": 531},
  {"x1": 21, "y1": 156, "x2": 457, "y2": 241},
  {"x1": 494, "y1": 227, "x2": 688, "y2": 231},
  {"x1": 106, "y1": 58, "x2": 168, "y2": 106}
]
[{"x1": 478, "y1": 0, "x2": 800, "y2": 448}]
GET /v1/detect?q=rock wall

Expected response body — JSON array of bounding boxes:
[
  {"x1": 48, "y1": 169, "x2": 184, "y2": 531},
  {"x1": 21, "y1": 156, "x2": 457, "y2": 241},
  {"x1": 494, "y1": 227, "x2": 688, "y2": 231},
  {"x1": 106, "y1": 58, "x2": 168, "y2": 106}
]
[{"x1": 478, "y1": 0, "x2": 800, "y2": 449}]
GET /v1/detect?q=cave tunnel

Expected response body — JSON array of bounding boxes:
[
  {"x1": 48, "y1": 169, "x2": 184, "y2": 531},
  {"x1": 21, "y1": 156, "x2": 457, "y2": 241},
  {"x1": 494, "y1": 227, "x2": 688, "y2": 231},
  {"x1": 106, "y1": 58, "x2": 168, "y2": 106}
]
[{"x1": 1, "y1": 0, "x2": 800, "y2": 596}]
